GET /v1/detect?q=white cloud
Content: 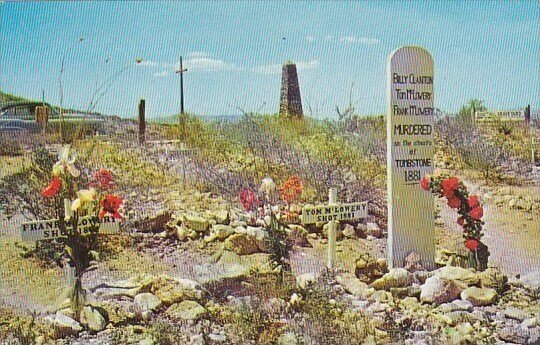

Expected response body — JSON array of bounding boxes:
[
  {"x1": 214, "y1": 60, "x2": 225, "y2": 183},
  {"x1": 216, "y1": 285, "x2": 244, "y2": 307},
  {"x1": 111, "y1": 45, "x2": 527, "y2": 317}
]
[
  {"x1": 307, "y1": 35, "x2": 380, "y2": 45},
  {"x1": 183, "y1": 57, "x2": 238, "y2": 72},
  {"x1": 253, "y1": 60, "x2": 320, "y2": 75},
  {"x1": 153, "y1": 70, "x2": 170, "y2": 78},
  {"x1": 339, "y1": 36, "x2": 379, "y2": 45},
  {"x1": 137, "y1": 60, "x2": 161, "y2": 67},
  {"x1": 187, "y1": 51, "x2": 209, "y2": 58},
  {"x1": 252, "y1": 63, "x2": 281, "y2": 75},
  {"x1": 297, "y1": 60, "x2": 320, "y2": 70}
]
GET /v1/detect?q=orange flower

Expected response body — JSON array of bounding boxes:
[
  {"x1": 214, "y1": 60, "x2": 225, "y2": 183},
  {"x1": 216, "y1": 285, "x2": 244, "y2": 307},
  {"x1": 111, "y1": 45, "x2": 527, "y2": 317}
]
[
  {"x1": 279, "y1": 176, "x2": 303, "y2": 203},
  {"x1": 41, "y1": 177, "x2": 62, "y2": 197}
]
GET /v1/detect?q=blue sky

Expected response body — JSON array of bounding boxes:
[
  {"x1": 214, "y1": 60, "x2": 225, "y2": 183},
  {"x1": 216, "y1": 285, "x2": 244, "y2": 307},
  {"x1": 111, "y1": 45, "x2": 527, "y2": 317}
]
[{"x1": 1, "y1": 1, "x2": 538, "y2": 118}]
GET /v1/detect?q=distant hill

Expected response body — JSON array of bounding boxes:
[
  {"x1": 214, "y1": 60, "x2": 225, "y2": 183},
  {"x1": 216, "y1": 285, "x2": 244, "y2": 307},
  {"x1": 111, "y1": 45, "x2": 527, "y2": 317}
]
[
  {"x1": 0, "y1": 91, "x2": 35, "y2": 103},
  {"x1": 0, "y1": 90, "x2": 111, "y2": 118}
]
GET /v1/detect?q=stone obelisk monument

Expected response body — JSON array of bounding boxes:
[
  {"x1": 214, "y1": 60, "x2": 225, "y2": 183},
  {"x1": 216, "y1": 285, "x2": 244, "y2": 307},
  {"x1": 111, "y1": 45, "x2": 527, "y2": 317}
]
[{"x1": 279, "y1": 61, "x2": 303, "y2": 117}]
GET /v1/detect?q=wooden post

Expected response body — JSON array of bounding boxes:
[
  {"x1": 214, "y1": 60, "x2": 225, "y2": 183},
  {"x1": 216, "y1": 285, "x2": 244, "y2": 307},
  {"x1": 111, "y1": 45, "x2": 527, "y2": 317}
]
[
  {"x1": 532, "y1": 137, "x2": 537, "y2": 165},
  {"x1": 138, "y1": 99, "x2": 146, "y2": 145},
  {"x1": 327, "y1": 188, "x2": 338, "y2": 270},
  {"x1": 524, "y1": 104, "x2": 531, "y2": 126}
]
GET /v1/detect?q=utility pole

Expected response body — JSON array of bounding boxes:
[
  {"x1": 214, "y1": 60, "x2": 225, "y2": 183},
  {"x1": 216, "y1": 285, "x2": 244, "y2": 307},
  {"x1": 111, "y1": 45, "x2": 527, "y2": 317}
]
[{"x1": 175, "y1": 56, "x2": 188, "y2": 139}]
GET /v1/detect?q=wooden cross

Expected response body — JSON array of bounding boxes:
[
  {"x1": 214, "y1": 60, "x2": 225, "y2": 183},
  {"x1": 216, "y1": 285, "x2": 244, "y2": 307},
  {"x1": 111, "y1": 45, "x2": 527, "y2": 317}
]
[
  {"x1": 175, "y1": 56, "x2": 188, "y2": 116},
  {"x1": 301, "y1": 188, "x2": 368, "y2": 270}
]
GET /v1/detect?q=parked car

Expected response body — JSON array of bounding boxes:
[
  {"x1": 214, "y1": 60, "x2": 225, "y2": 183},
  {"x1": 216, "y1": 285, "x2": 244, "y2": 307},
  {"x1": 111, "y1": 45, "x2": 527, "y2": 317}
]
[{"x1": 0, "y1": 101, "x2": 105, "y2": 134}]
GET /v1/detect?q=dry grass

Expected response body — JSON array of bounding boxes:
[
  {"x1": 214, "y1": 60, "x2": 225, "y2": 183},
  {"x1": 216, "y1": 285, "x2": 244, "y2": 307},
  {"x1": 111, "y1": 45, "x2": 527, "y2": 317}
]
[{"x1": 0, "y1": 238, "x2": 63, "y2": 308}]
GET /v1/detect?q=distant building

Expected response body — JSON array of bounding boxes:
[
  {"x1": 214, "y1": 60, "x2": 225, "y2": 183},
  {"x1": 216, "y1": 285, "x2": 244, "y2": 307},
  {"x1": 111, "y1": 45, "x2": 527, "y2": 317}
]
[{"x1": 279, "y1": 61, "x2": 303, "y2": 117}]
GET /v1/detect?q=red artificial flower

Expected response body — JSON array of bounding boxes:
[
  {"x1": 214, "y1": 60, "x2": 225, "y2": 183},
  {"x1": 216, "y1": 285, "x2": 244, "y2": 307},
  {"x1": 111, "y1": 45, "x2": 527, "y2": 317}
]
[
  {"x1": 457, "y1": 217, "x2": 465, "y2": 227},
  {"x1": 99, "y1": 194, "x2": 123, "y2": 219},
  {"x1": 91, "y1": 169, "x2": 116, "y2": 191},
  {"x1": 465, "y1": 238, "x2": 479, "y2": 251},
  {"x1": 41, "y1": 176, "x2": 62, "y2": 197},
  {"x1": 468, "y1": 195, "x2": 480, "y2": 209},
  {"x1": 447, "y1": 196, "x2": 462, "y2": 209},
  {"x1": 420, "y1": 176, "x2": 430, "y2": 191},
  {"x1": 441, "y1": 177, "x2": 459, "y2": 197},
  {"x1": 469, "y1": 206, "x2": 483, "y2": 220},
  {"x1": 239, "y1": 189, "x2": 259, "y2": 211}
]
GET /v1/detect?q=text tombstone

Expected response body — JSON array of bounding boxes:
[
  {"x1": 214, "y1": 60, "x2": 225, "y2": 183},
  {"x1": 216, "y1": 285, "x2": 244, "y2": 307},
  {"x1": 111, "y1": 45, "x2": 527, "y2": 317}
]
[{"x1": 387, "y1": 46, "x2": 435, "y2": 270}]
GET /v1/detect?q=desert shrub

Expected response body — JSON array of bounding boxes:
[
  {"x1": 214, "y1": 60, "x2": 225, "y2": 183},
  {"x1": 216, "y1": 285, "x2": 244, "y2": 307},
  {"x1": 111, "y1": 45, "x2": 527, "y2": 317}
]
[
  {"x1": 0, "y1": 135, "x2": 24, "y2": 157},
  {"x1": 186, "y1": 115, "x2": 386, "y2": 224},
  {"x1": 0, "y1": 146, "x2": 57, "y2": 220},
  {"x1": 290, "y1": 284, "x2": 373, "y2": 344},
  {"x1": 217, "y1": 299, "x2": 285, "y2": 345},
  {"x1": 265, "y1": 214, "x2": 292, "y2": 281},
  {"x1": 495, "y1": 120, "x2": 514, "y2": 136},
  {"x1": 436, "y1": 116, "x2": 522, "y2": 180},
  {"x1": 0, "y1": 309, "x2": 52, "y2": 345},
  {"x1": 0, "y1": 148, "x2": 70, "y2": 266},
  {"x1": 76, "y1": 140, "x2": 178, "y2": 188}
]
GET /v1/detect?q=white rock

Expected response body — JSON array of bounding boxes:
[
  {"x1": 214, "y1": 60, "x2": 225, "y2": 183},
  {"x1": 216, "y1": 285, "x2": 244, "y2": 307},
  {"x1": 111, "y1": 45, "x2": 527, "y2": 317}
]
[
  {"x1": 81, "y1": 306, "x2": 107, "y2": 332},
  {"x1": 371, "y1": 268, "x2": 410, "y2": 290},
  {"x1": 520, "y1": 271, "x2": 540, "y2": 290},
  {"x1": 460, "y1": 287, "x2": 497, "y2": 306},
  {"x1": 296, "y1": 273, "x2": 317, "y2": 289},
  {"x1": 436, "y1": 266, "x2": 479, "y2": 286},
  {"x1": 134, "y1": 293, "x2": 162, "y2": 312},
  {"x1": 342, "y1": 224, "x2": 356, "y2": 238},
  {"x1": 50, "y1": 312, "x2": 83, "y2": 336},
  {"x1": 366, "y1": 222, "x2": 383, "y2": 238},
  {"x1": 420, "y1": 276, "x2": 464, "y2": 304},
  {"x1": 165, "y1": 300, "x2": 207, "y2": 320},
  {"x1": 522, "y1": 318, "x2": 537, "y2": 328}
]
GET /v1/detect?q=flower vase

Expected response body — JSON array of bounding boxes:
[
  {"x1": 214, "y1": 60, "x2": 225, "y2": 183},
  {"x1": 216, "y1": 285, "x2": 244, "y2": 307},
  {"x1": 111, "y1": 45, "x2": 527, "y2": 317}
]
[
  {"x1": 467, "y1": 250, "x2": 479, "y2": 271},
  {"x1": 476, "y1": 241, "x2": 490, "y2": 271}
]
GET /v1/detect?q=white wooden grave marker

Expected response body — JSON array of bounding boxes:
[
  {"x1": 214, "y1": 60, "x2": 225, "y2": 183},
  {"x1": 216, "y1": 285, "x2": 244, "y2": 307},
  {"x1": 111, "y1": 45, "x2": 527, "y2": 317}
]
[
  {"x1": 302, "y1": 188, "x2": 368, "y2": 269},
  {"x1": 387, "y1": 46, "x2": 436, "y2": 270}
]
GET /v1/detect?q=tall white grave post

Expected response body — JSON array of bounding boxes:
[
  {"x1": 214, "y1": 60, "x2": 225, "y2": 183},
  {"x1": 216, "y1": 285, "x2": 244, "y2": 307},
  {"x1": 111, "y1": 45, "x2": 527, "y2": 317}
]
[
  {"x1": 327, "y1": 188, "x2": 338, "y2": 270},
  {"x1": 387, "y1": 46, "x2": 436, "y2": 270}
]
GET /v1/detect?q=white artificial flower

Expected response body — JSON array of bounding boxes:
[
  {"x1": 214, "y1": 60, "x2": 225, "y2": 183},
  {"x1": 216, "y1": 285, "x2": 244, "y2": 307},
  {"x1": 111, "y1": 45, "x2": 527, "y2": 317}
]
[
  {"x1": 52, "y1": 145, "x2": 80, "y2": 177},
  {"x1": 290, "y1": 293, "x2": 303, "y2": 306},
  {"x1": 71, "y1": 188, "x2": 96, "y2": 213},
  {"x1": 64, "y1": 198, "x2": 73, "y2": 220},
  {"x1": 259, "y1": 177, "x2": 277, "y2": 198}
]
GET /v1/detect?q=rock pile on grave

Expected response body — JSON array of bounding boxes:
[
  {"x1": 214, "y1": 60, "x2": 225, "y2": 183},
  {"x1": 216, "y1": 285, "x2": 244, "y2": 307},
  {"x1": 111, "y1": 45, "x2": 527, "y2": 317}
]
[{"x1": 46, "y1": 273, "x2": 207, "y2": 338}]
